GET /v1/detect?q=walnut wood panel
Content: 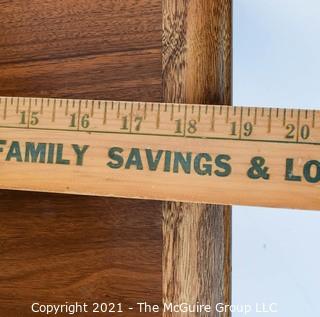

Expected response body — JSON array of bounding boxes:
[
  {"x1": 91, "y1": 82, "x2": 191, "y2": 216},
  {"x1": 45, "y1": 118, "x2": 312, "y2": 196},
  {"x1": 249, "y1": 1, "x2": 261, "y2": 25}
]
[
  {"x1": 0, "y1": 191, "x2": 162, "y2": 316},
  {"x1": 0, "y1": 0, "x2": 160, "y2": 64},
  {"x1": 0, "y1": 0, "x2": 162, "y2": 316},
  {"x1": 0, "y1": 0, "x2": 161, "y2": 101},
  {"x1": 0, "y1": 49, "x2": 161, "y2": 100},
  {"x1": 162, "y1": 1, "x2": 232, "y2": 316}
]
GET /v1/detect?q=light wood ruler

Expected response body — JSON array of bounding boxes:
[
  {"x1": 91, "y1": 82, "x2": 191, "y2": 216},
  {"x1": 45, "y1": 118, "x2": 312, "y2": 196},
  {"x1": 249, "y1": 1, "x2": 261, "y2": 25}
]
[{"x1": 0, "y1": 96, "x2": 319, "y2": 210}]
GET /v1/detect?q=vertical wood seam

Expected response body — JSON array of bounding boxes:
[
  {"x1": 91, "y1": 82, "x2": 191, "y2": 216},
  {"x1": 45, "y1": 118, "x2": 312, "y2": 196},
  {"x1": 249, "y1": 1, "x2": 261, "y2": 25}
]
[{"x1": 162, "y1": 1, "x2": 232, "y2": 316}]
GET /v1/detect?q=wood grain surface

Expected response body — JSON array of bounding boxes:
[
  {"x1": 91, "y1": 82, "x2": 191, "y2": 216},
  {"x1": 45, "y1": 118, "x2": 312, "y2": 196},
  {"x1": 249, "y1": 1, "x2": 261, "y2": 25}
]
[
  {"x1": 0, "y1": 1, "x2": 233, "y2": 316},
  {"x1": 0, "y1": 191, "x2": 162, "y2": 316},
  {"x1": 0, "y1": 0, "x2": 163, "y2": 316},
  {"x1": 0, "y1": 0, "x2": 161, "y2": 101},
  {"x1": 162, "y1": 1, "x2": 232, "y2": 316}
]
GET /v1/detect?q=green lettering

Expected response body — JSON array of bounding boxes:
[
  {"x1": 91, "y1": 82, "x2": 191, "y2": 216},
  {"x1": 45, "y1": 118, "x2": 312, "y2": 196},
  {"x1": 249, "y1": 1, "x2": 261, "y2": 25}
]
[
  {"x1": 125, "y1": 148, "x2": 143, "y2": 170},
  {"x1": 194, "y1": 153, "x2": 212, "y2": 176},
  {"x1": 146, "y1": 149, "x2": 163, "y2": 171},
  {"x1": 5, "y1": 141, "x2": 22, "y2": 162},
  {"x1": 215, "y1": 154, "x2": 231, "y2": 177},
  {"x1": 173, "y1": 152, "x2": 191, "y2": 174},
  {"x1": 47, "y1": 143, "x2": 55, "y2": 164},
  {"x1": 303, "y1": 160, "x2": 320, "y2": 183},
  {"x1": 25, "y1": 142, "x2": 46, "y2": 163},
  {"x1": 164, "y1": 151, "x2": 172, "y2": 172},
  {"x1": 72, "y1": 144, "x2": 89, "y2": 166},
  {"x1": 0, "y1": 140, "x2": 6, "y2": 154},
  {"x1": 285, "y1": 158, "x2": 302, "y2": 182},
  {"x1": 107, "y1": 147, "x2": 124, "y2": 169},
  {"x1": 56, "y1": 144, "x2": 70, "y2": 165}
]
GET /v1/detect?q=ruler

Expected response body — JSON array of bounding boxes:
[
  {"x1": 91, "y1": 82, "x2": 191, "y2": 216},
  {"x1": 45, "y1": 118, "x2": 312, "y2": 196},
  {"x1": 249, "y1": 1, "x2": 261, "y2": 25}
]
[{"x1": 0, "y1": 96, "x2": 319, "y2": 210}]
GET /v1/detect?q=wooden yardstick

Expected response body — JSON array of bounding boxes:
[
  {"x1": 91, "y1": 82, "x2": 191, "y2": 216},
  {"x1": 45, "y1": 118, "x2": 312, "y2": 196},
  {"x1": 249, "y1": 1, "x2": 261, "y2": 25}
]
[{"x1": 0, "y1": 96, "x2": 319, "y2": 210}]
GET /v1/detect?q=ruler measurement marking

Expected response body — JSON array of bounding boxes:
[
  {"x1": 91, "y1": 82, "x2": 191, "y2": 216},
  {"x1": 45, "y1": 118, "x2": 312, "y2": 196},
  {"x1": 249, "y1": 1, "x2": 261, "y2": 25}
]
[
  {"x1": 117, "y1": 102, "x2": 120, "y2": 118},
  {"x1": 27, "y1": 98, "x2": 32, "y2": 128},
  {"x1": 312, "y1": 110, "x2": 316, "y2": 128},
  {"x1": 283, "y1": 109, "x2": 286, "y2": 126},
  {"x1": 0, "y1": 97, "x2": 319, "y2": 146},
  {"x1": 296, "y1": 109, "x2": 301, "y2": 143},
  {"x1": 156, "y1": 104, "x2": 160, "y2": 129},
  {"x1": 268, "y1": 108, "x2": 272, "y2": 133},
  {"x1": 254, "y1": 107, "x2": 257, "y2": 125},
  {"x1": 143, "y1": 102, "x2": 147, "y2": 119},
  {"x1": 40, "y1": 98, "x2": 44, "y2": 114},
  {"x1": 239, "y1": 107, "x2": 243, "y2": 139},
  {"x1": 52, "y1": 99, "x2": 56, "y2": 123},
  {"x1": 183, "y1": 105, "x2": 187, "y2": 136},
  {"x1": 170, "y1": 104, "x2": 174, "y2": 121},
  {"x1": 211, "y1": 107, "x2": 215, "y2": 131},
  {"x1": 103, "y1": 102, "x2": 107, "y2": 125},
  {"x1": 16, "y1": 97, "x2": 20, "y2": 114},
  {"x1": 226, "y1": 107, "x2": 229, "y2": 123},
  {"x1": 3, "y1": 97, "x2": 7, "y2": 120},
  {"x1": 65, "y1": 100, "x2": 69, "y2": 116},
  {"x1": 1, "y1": 124, "x2": 318, "y2": 145},
  {"x1": 77, "y1": 100, "x2": 82, "y2": 131},
  {"x1": 91, "y1": 100, "x2": 94, "y2": 117},
  {"x1": 129, "y1": 102, "x2": 133, "y2": 133}
]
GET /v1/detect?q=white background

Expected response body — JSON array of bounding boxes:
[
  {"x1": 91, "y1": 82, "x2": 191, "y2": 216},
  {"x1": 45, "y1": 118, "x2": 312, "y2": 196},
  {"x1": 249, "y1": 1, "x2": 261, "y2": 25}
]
[{"x1": 233, "y1": 1, "x2": 320, "y2": 316}]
